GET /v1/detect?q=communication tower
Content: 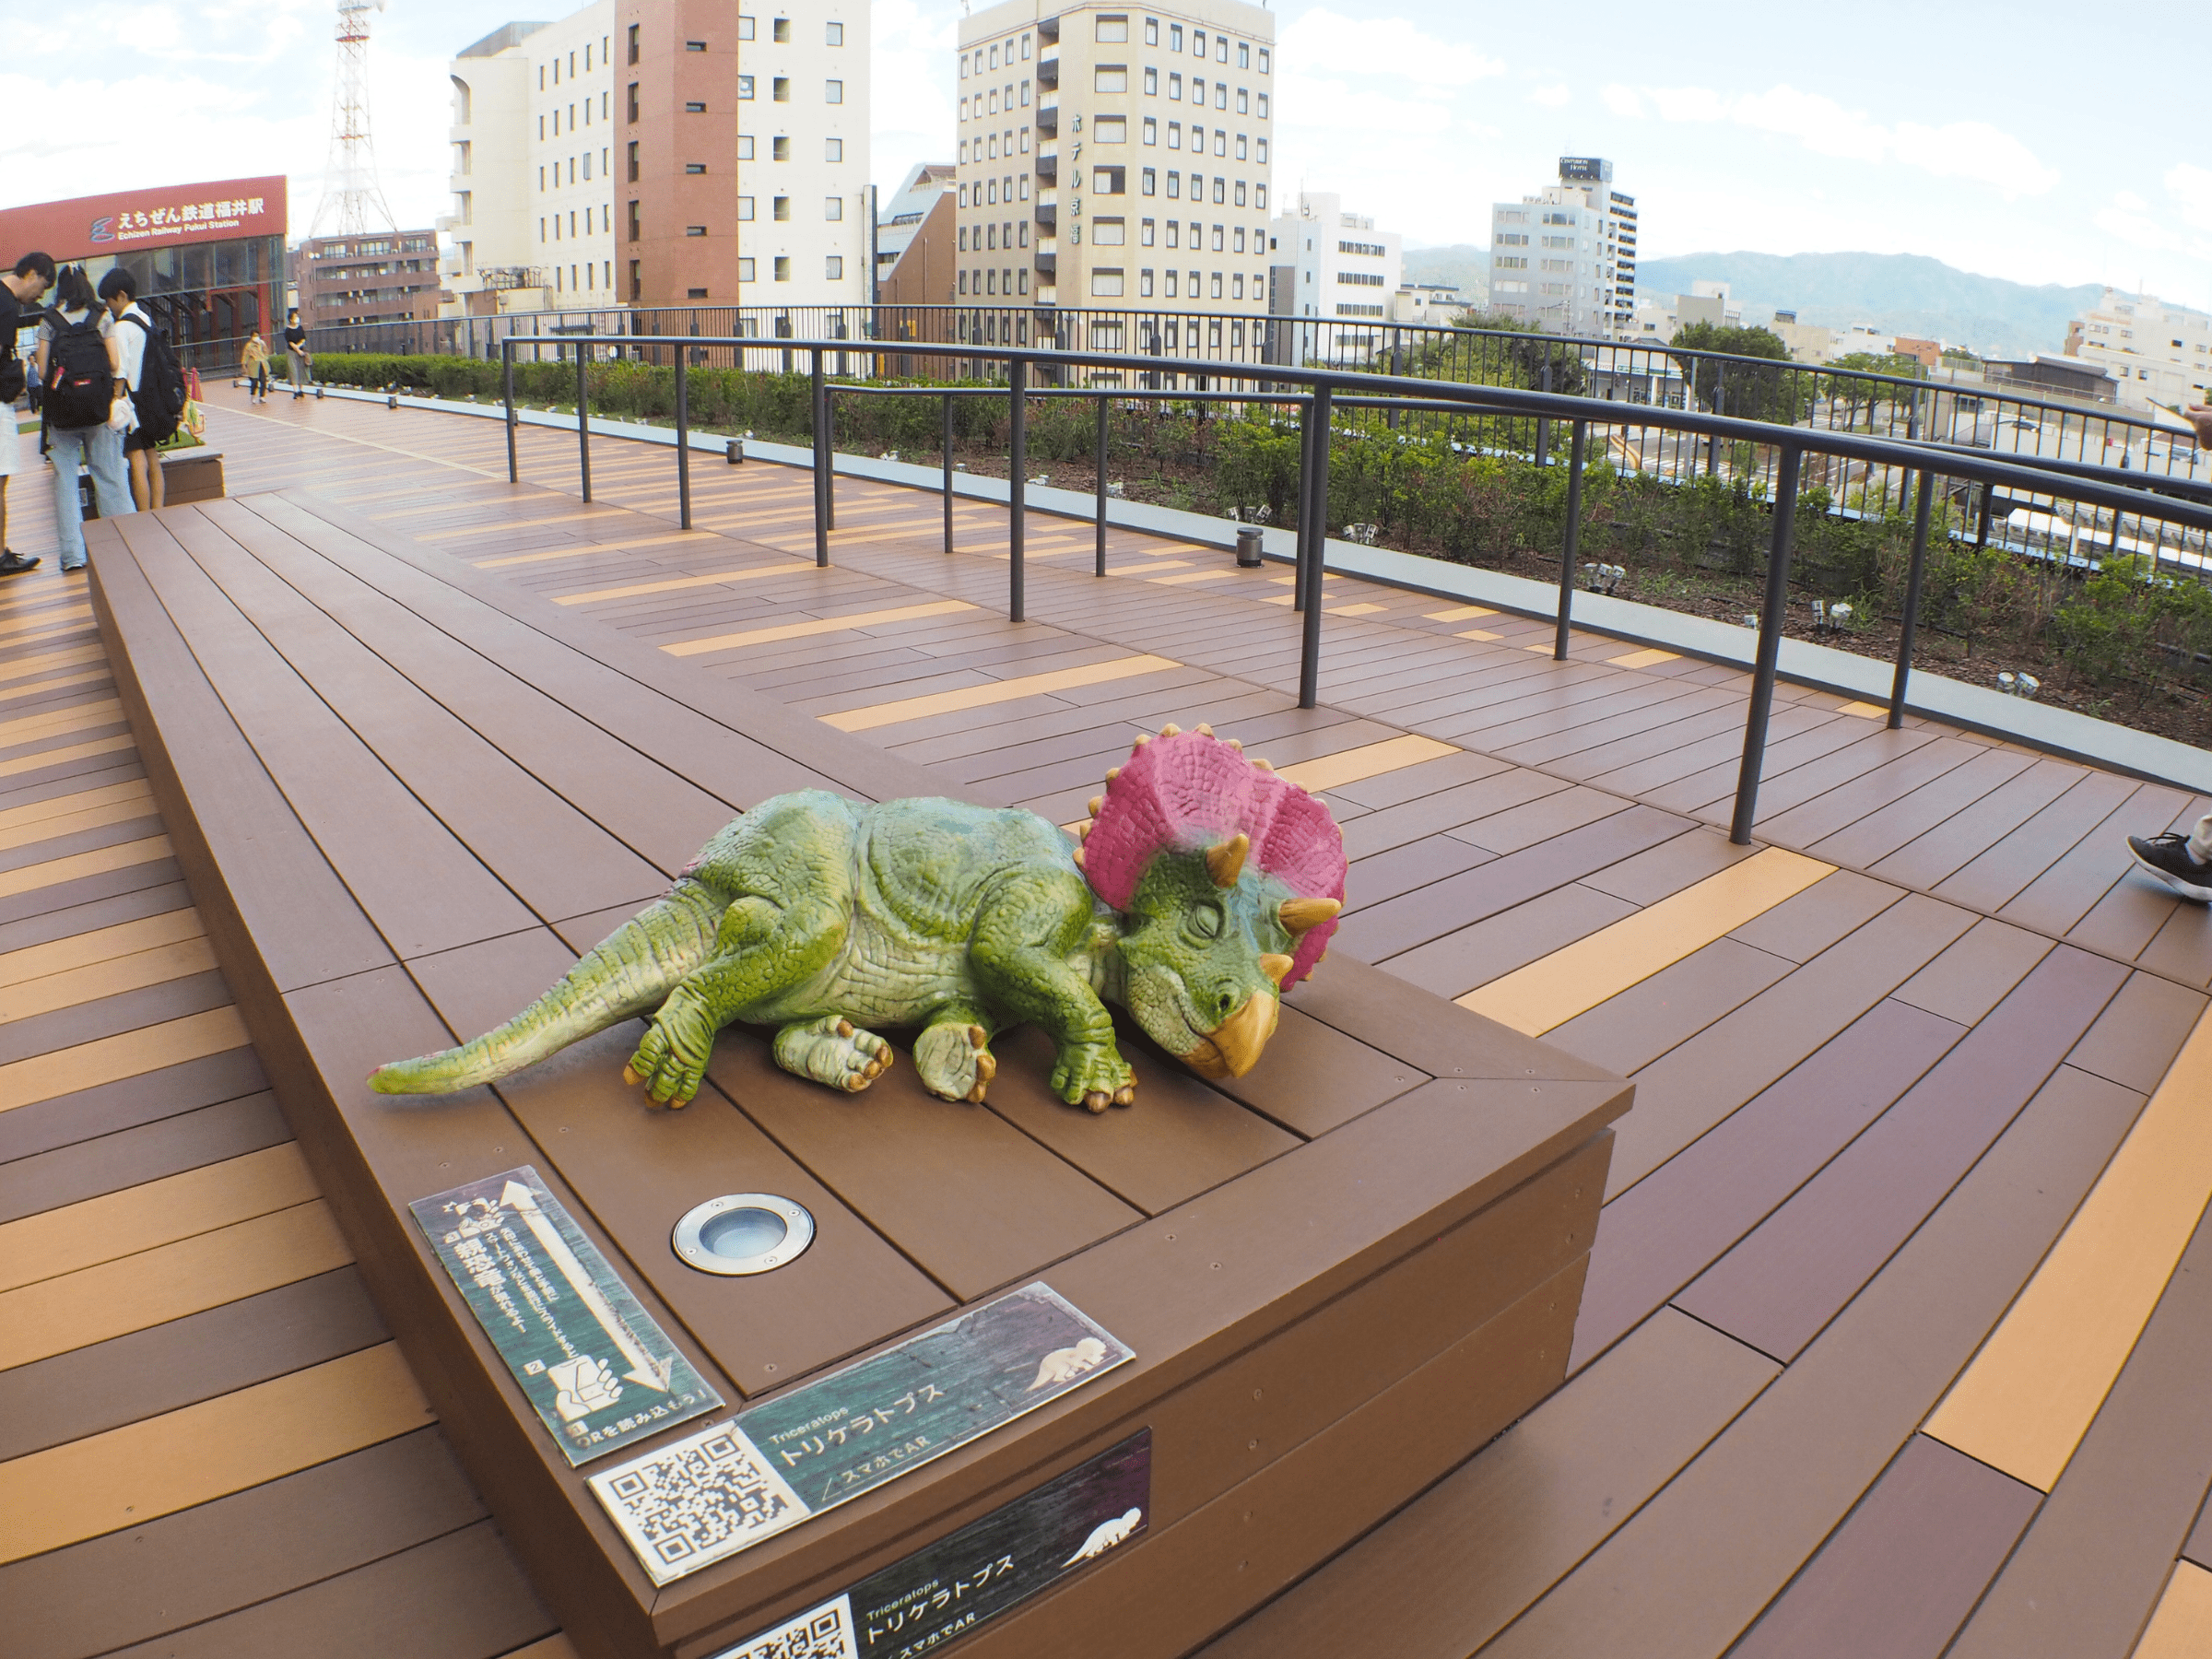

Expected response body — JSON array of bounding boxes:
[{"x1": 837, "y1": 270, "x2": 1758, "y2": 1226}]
[{"x1": 312, "y1": 0, "x2": 398, "y2": 236}]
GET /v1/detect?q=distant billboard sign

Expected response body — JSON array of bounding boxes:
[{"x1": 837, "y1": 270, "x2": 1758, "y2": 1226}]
[
  {"x1": 0, "y1": 175, "x2": 288, "y2": 263},
  {"x1": 1559, "y1": 157, "x2": 1613, "y2": 183}
]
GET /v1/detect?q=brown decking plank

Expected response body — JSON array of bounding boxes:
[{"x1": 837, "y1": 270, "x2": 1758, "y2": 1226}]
[
  {"x1": 0, "y1": 968, "x2": 232, "y2": 1068},
  {"x1": 1342, "y1": 806, "x2": 1689, "y2": 962},
  {"x1": 1674, "y1": 955, "x2": 2133, "y2": 1363},
  {"x1": 0, "y1": 853, "x2": 182, "y2": 933},
  {"x1": 1724, "y1": 868, "x2": 1900, "y2": 963},
  {"x1": 1603, "y1": 894, "x2": 1978, "y2": 1197},
  {"x1": 0, "y1": 877, "x2": 192, "y2": 959},
  {"x1": 1724, "y1": 1434, "x2": 2041, "y2": 1659},
  {"x1": 1997, "y1": 783, "x2": 2195, "y2": 939},
  {"x1": 0, "y1": 1043, "x2": 266, "y2": 1165},
  {"x1": 1446, "y1": 785, "x2": 1639, "y2": 855},
  {"x1": 1540, "y1": 937, "x2": 1796, "y2": 1077},
  {"x1": 0, "y1": 1430, "x2": 498, "y2": 1659},
  {"x1": 1194, "y1": 1310, "x2": 1777, "y2": 1659},
  {"x1": 1862, "y1": 756, "x2": 2093, "y2": 890},
  {"x1": 1379, "y1": 883, "x2": 1641, "y2": 1002},
  {"x1": 2136, "y1": 901, "x2": 2212, "y2": 992},
  {"x1": 2063, "y1": 969, "x2": 2209, "y2": 1095},
  {"x1": 1338, "y1": 770, "x2": 1570, "y2": 862},
  {"x1": 0, "y1": 1265, "x2": 386, "y2": 1462},
  {"x1": 0, "y1": 810, "x2": 163, "y2": 877},
  {"x1": 1635, "y1": 712, "x2": 1912, "y2": 818},
  {"x1": 0, "y1": 1089, "x2": 288, "y2": 1224},
  {"x1": 1196, "y1": 1005, "x2": 1430, "y2": 1137},
  {"x1": 1344, "y1": 833, "x2": 1496, "y2": 915},
  {"x1": 1324, "y1": 747, "x2": 1517, "y2": 809},
  {"x1": 1941, "y1": 1194, "x2": 2212, "y2": 1659},
  {"x1": 1931, "y1": 770, "x2": 2146, "y2": 914},
  {"x1": 1471, "y1": 1034, "x2": 2144, "y2": 1659},
  {"x1": 1286, "y1": 954, "x2": 1624, "y2": 1087},
  {"x1": 1576, "y1": 825, "x2": 1761, "y2": 903},
  {"x1": 1570, "y1": 996, "x2": 1963, "y2": 1372},
  {"x1": 1891, "y1": 916, "x2": 2056, "y2": 1027},
  {"x1": 1762, "y1": 736, "x2": 2029, "y2": 853}
]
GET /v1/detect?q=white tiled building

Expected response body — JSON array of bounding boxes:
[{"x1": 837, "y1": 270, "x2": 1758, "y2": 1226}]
[
  {"x1": 1489, "y1": 157, "x2": 1636, "y2": 340},
  {"x1": 1264, "y1": 192, "x2": 1401, "y2": 359},
  {"x1": 2072, "y1": 288, "x2": 2212, "y2": 411},
  {"x1": 954, "y1": 0, "x2": 1277, "y2": 348}
]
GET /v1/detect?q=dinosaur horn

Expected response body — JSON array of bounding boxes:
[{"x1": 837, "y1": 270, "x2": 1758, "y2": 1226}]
[
  {"x1": 1278, "y1": 895, "x2": 1342, "y2": 933},
  {"x1": 1206, "y1": 832, "x2": 1250, "y2": 888},
  {"x1": 367, "y1": 881, "x2": 724, "y2": 1096}
]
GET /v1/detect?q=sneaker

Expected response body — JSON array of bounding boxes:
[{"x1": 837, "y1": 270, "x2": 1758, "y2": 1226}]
[
  {"x1": 2128, "y1": 833, "x2": 2212, "y2": 901},
  {"x1": 0, "y1": 550, "x2": 38, "y2": 576}
]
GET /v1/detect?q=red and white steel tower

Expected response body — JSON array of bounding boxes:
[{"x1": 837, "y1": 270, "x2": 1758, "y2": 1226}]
[{"x1": 312, "y1": 0, "x2": 398, "y2": 236}]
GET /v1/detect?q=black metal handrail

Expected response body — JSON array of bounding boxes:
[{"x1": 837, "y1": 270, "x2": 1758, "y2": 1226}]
[{"x1": 499, "y1": 333, "x2": 2212, "y2": 847}]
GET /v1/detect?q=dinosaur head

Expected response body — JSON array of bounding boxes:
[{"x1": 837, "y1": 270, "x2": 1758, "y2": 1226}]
[{"x1": 1076, "y1": 725, "x2": 1347, "y2": 1078}]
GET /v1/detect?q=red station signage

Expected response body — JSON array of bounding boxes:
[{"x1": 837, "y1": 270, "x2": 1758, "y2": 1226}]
[{"x1": 0, "y1": 175, "x2": 289, "y2": 262}]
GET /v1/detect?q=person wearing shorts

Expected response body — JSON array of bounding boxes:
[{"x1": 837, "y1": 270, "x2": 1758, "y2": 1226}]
[{"x1": 0, "y1": 250, "x2": 55, "y2": 575}]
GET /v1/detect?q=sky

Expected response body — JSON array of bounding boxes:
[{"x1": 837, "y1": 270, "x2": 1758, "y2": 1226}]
[{"x1": 3, "y1": 0, "x2": 2206, "y2": 315}]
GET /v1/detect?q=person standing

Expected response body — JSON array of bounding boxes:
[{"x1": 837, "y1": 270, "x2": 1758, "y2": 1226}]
[
  {"x1": 99, "y1": 268, "x2": 163, "y2": 512},
  {"x1": 2124, "y1": 399, "x2": 2212, "y2": 900},
  {"x1": 0, "y1": 251, "x2": 55, "y2": 576},
  {"x1": 282, "y1": 308, "x2": 311, "y2": 395},
  {"x1": 241, "y1": 328, "x2": 270, "y2": 402},
  {"x1": 34, "y1": 264, "x2": 132, "y2": 573}
]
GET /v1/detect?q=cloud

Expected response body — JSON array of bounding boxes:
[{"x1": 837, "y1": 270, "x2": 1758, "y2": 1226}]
[
  {"x1": 2171, "y1": 164, "x2": 2212, "y2": 232},
  {"x1": 1614, "y1": 81, "x2": 2058, "y2": 197},
  {"x1": 1277, "y1": 7, "x2": 1505, "y2": 85},
  {"x1": 1526, "y1": 84, "x2": 1571, "y2": 107}
]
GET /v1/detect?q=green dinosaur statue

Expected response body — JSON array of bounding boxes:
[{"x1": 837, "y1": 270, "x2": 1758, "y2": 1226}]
[{"x1": 368, "y1": 727, "x2": 1347, "y2": 1112}]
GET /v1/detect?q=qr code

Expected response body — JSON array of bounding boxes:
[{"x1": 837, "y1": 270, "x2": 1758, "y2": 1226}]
[
  {"x1": 594, "y1": 1425, "x2": 809, "y2": 1582},
  {"x1": 713, "y1": 1595, "x2": 858, "y2": 1659}
]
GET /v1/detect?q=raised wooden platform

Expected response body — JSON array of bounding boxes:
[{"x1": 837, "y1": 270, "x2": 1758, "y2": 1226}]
[{"x1": 85, "y1": 487, "x2": 1624, "y2": 1659}]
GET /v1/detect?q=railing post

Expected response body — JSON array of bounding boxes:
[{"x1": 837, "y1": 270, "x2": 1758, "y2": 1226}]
[
  {"x1": 1728, "y1": 444, "x2": 1803, "y2": 845},
  {"x1": 1554, "y1": 418, "x2": 1589, "y2": 661},
  {"x1": 1888, "y1": 467, "x2": 1935, "y2": 728},
  {"x1": 575, "y1": 341, "x2": 591, "y2": 501},
  {"x1": 675, "y1": 351, "x2": 692, "y2": 530},
  {"x1": 1008, "y1": 355, "x2": 1028, "y2": 623},
  {"x1": 941, "y1": 391, "x2": 955, "y2": 555},
  {"x1": 1535, "y1": 361, "x2": 1552, "y2": 467},
  {"x1": 502, "y1": 341, "x2": 517, "y2": 483},
  {"x1": 1294, "y1": 393, "x2": 1317, "y2": 612},
  {"x1": 1298, "y1": 382, "x2": 1334, "y2": 710},
  {"x1": 1094, "y1": 392, "x2": 1110, "y2": 577},
  {"x1": 812, "y1": 348, "x2": 830, "y2": 567},
  {"x1": 1708, "y1": 364, "x2": 1725, "y2": 475}
]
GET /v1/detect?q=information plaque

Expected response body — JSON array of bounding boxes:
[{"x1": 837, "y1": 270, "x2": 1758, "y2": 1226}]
[
  {"x1": 589, "y1": 1282, "x2": 1134, "y2": 1585},
  {"x1": 412, "y1": 1166, "x2": 724, "y2": 1465},
  {"x1": 713, "y1": 1430, "x2": 1153, "y2": 1659}
]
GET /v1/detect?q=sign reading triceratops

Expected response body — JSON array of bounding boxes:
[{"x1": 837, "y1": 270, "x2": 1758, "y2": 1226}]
[{"x1": 371, "y1": 726, "x2": 1347, "y2": 1112}]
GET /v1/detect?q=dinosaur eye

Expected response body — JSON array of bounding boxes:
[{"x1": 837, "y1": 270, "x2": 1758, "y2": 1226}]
[{"x1": 1187, "y1": 901, "x2": 1224, "y2": 941}]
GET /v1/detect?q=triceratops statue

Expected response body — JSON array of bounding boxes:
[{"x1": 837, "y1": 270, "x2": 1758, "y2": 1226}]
[{"x1": 370, "y1": 726, "x2": 1347, "y2": 1112}]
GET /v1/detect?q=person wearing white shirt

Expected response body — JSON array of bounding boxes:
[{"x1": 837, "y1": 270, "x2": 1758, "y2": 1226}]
[{"x1": 99, "y1": 268, "x2": 162, "y2": 511}]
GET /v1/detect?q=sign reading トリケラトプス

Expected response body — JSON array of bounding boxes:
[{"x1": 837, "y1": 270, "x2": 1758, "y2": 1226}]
[
  {"x1": 412, "y1": 1167, "x2": 722, "y2": 1465},
  {"x1": 712, "y1": 1431, "x2": 1153, "y2": 1659},
  {"x1": 589, "y1": 1283, "x2": 1134, "y2": 1585}
]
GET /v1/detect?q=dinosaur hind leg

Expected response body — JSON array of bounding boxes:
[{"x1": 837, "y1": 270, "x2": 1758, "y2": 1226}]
[
  {"x1": 773, "y1": 1015, "x2": 895, "y2": 1093},
  {"x1": 913, "y1": 1015, "x2": 998, "y2": 1104}
]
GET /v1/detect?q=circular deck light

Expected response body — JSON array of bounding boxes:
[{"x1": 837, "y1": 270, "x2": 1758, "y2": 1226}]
[{"x1": 672, "y1": 1193, "x2": 815, "y2": 1276}]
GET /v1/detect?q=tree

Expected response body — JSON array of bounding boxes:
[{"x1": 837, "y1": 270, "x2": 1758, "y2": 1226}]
[{"x1": 1668, "y1": 323, "x2": 1806, "y2": 425}]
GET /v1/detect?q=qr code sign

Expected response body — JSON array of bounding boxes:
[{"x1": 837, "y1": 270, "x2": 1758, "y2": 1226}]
[
  {"x1": 712, "y1": 1595, "x2": 859, "y2": 1659},
  {"x1": 590, "y1": 1423, "x2": 812, "y2": 1585}
]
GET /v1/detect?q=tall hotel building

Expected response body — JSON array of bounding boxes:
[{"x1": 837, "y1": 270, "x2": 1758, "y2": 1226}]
[
  {"x1": 955, "y1": 0, "x2": 1276, "y2": 345},
  {"x1": 1488, "y1": 157, "x2": 1637, "y2": 340},
  {"x1": 443, "y1": 2, "x2": 869, "y2": 313}
]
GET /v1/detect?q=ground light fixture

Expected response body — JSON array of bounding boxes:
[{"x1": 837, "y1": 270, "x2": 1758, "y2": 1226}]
[{"x1": 672, "y1": 1193, "x2": 816, "y2": 1276}]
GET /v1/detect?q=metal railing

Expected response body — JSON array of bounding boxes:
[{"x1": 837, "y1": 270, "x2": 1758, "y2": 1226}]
[{"x1": 499, "y1": 332, "x2": 2212, "y2": 845}]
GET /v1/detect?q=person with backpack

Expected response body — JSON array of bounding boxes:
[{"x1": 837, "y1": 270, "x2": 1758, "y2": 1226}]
[
  {"x1": 99, "y1": 269, "x2": 186, "y2": 511},
  {"x1": 0, "y1": 251, "x2": 56, "y2": 576},
  {"x1": 282, "y1": 308, "x2": 311, "y2": 395},
  {"x1": 33, "y1": 264, "x2": 132, "y2": 571}
]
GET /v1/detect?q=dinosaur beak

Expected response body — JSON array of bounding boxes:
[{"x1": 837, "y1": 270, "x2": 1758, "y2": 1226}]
[{"x1": 1182, "y1": 989, "x2": 1279, "y2": 1079}]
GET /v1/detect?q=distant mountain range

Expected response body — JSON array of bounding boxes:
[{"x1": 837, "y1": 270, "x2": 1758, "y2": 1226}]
[{"x1": 1401, "y1": 245, "x2": 2105, "y2": 359}]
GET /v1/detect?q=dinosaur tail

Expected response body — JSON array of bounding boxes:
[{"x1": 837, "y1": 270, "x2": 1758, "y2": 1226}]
[{"x1": 368, "y1": 879, "x2": 726, "y2": 1096}]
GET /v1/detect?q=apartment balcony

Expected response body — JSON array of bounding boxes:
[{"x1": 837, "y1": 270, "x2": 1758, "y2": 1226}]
[
  {"x1": 1036, "y1": 53, "x2": 1059, "y2": 91},
  {"x1": 1034, "y1": 251, "x2": 1056, "y2": 282},
  {"x1": 1034, "y1": 200, "x2": 1057, "y2": 234},
  {"x1": 1036, "y1": 152, "x2": 1058, "y2": 186},
  {"x1": 1036, "y1": 99, "x2": 1058, "y2": 138}
]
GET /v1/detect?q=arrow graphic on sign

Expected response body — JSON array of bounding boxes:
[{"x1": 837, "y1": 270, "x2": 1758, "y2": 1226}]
[{"x1": 501, "y1": 1180, "x2": 673, "y2": 1392}]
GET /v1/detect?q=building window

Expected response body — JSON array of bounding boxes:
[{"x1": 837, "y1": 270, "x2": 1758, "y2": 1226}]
[
  {"x1": 627, "y1": 24, "x2": 639, "y2": 62},
  {"x1": 738, "y1": 15, "x2": 755, "y2": 39},
  {"x1": 824, "y1": 79, "x2": 843, "y2": 102},
  {"x1": 582, "y1": 153, "x2": 594, "y2": 180},
  {"x1": 1165, "y1": 271, "x2": 1177, "y2": 297},
  {"x1": 1169, "y1": 72, "x2": 1182, "y2": 100},
  {"x1": 1234, "y1": 133, "x2": 1246, "y2": 159},
  {"x1": 1091, "y1": 268, "x2": 1124, "y2": 297},
  {"x1": 686, "y1": 225, "x2": 707, "y2": 237},
  {"x1": 773, "y1": 17, "x2": 790, "y2": 41},
  {"x1": 738, "y1": 197, "x2": 754, "y2": 219},
  {"x1": 826, "y1": 20, "x2": 843, "y2": 44},
  {"x1": 1210, "y1": 272, "x2": 1223, "y2": 299},
  {"x1": 1093, "y1": 166, "x2": 1125, "y2": 194},
  {"x1": 774, "y1": 256, "x2": 791, "y2": 281},
  {"x1": 686, "y1": 40, "x2": 706, "y2": 52},
  {"x1": 1020, "y1": 79, "x2": 1030, "y2": 106},
  {"x1": 1141, "y1": 218, "x2": 1156, "y2": 245},
  {"x1": 1139, "y1": 268, "x2": 1154, "y2": 296},
  {"x1": 627, "y1": 200, "x2": 640, "y2": 241},
  {"x1": 1170, "y1": 23, "x2": 1182, "y2": 51},
  {"x1": 827, "y1": 255, "x2": 844, "y2": 278},
  {"x1": 736, "y1": 135, "x2": 753, "y2": 159},
  {"x1": 773, "y1": 195, "x2": 790, "y2": 220},
  {"x1": 773, "y1": 135, "x2": 790, "y2": 160},
  {"x1": 739, "y1": 257, "x2": 755, "y2": 282},
  {"x1": 1095, "y1": 14, "x2": 1128, "y2": 41},
  {"x1": 628, "y1": 82, "x2": 638, "y2": 120},
  {"x1": 1145, "y1": 17, "x2": 1159, "y2": 43},
  {"x1": 825, "y1": 196, "x2": 843, "y2": 219},
  {"x1": 1256, "y1": 92, "x2": 1270, "y2": 119},
  {"x1": 1096, "y1": 116, "x2": 1125, "y2": 143},
  {"x1": 1232, "y1": 274, "x2": 1244, "y2": 299},
  {"x1": 1144, "y1": 66, "x2": 1158, "y2": 95},
  {"x1": 1143, "y1": 117, "x2": 1158, "y2": 145},
  {"x1": 1095, "y1": 65, "x2": 1128, "y2": 92},
  {"x1": 1257, "y1": 138, "x2": 1268, "y2": 163},
  {"x1": 1212, "y1": 177, "x2": 1225, "y2": 204},
  {"x1": 1166, "y1": 171, "x2": 1179, "y2": 198},
  {"x1": 1093, "y1": 217, "x2": 1125, "y2": 244},
  {"x1": 686, "y1": 100, "x2": 707, "y2": 112},
  {"x1": 826, "y1": 136, "x2": 843, "y2": 161},
  {"x1": 959, "y1": 270, "x2": 968, "y2": 295}
]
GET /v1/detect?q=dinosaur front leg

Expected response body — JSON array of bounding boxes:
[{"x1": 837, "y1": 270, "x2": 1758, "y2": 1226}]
[
  {"x1": 971, "y1": 888, "x2": 1135, "y2": 1113},
  {"x1": 913, "y1": 1010, "x2": 999, "y2": 1104},
  {"x1": 626, "y1": 895, "x2": 847, "y2": 1106},
  {"x1": 773, "y1": 1015, "x2": 895, "y2": 1092}
]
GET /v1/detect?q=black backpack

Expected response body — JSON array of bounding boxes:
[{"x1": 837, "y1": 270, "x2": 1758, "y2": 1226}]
[
  {"x1": 43, "y1": 309, "x2": 112, "y2": 429},
  {"x1": 122, "y1": 313, "x2": 188, "y2": 443}
]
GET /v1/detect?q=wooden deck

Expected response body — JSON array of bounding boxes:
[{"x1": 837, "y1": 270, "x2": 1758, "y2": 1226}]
[{"x1": 8, "y1": 381, "x2": 2212, "y2": 1658}]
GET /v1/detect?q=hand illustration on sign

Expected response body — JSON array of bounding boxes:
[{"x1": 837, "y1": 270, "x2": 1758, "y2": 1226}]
[{"x1": 550, "y1": 1355, "x2": 624, "y2": 1420}]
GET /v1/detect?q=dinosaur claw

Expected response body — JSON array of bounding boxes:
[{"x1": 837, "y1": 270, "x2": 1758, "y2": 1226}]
[
  {"x1": 1084, "y1": 1089, "x2": 1111, "y2": 1114},
  {"x1": 844, "y1": 1074, "x2": 867, "y2": 1092},
  {"x1": 623, "y1": 1065, "x2": 642, "y2": 1087},
  {"x1": 976, "y1": 1053, "x2": 997, "y2": 1082},
  {"x1": 836, "y1": 1018, "x2": 853, "y2": 1039},
  {"x1": 966, "y1": 1083, "x2": 987, "y2": 1104},
  {"x1": 863, "y1": 1059, "x2": 883, "y2": 1079},
  {"x1": 968, "y1": 1024, "x2": 987, "y2": 1048},
  {"x1": 1112, "y1": 1085, "x2": 1135, "y2": 1107}
]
